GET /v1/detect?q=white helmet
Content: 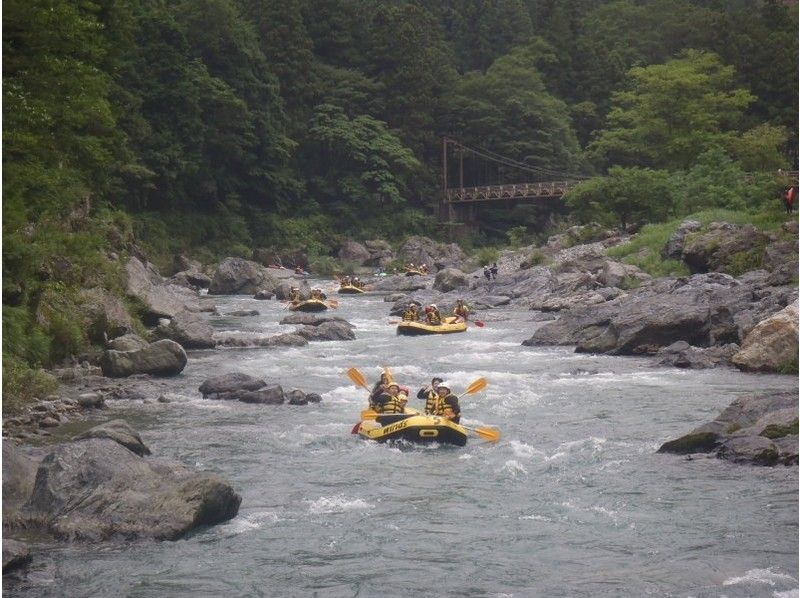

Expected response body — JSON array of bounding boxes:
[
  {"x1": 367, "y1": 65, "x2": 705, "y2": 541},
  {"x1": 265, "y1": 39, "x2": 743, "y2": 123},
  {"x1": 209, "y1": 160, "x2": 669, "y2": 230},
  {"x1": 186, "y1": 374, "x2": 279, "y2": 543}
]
[
  {"x1": 430, "y1": 304, "x2": 437, "y2": 309},
  {"x1": 437, "y1": 381, "x2": 451, "y2": 391}
]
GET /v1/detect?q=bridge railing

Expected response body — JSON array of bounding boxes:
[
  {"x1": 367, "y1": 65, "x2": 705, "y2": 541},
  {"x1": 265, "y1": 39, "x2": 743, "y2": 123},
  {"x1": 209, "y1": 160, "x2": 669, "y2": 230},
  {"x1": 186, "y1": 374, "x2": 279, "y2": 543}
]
[
  {"x1": 445, "y1": 181, "x2": 580, "y2": 203},
  {"x1": 445, "y1": 171, "x2": 798, "y2": 204}
]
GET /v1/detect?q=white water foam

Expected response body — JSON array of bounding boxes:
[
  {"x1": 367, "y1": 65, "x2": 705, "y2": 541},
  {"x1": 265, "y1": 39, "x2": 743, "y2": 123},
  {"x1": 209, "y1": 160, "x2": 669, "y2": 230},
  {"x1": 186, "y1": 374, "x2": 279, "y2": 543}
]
[
  {"x1": 306, "y1": 495, "x2": 374, "y2": 515},
  {"x1": 723, "y1": 568, "x2": 797, "y2": 587},
  {"x1": 500, "y1": 459, "x2": 529, "y2": 477},
  {"x1": 219, "y1": 511, "x2": 282, "y2": 535}
]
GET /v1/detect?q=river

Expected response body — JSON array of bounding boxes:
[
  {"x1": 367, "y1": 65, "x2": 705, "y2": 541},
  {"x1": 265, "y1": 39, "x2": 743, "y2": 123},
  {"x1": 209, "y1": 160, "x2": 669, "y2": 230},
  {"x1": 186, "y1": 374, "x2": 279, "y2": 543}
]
[{"x1": 6, "y1": 281, "x2": 799, "y2": 597}]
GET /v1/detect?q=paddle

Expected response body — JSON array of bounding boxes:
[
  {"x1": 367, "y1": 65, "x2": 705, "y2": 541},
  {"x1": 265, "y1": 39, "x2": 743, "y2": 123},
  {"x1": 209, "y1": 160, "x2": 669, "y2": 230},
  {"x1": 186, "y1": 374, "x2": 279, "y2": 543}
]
[
  {"x1": 473, "y1": 320, "x2": 485, "y2": 327},
  {"x1": 462, "y1": 425, "x2": 500, "y2": 442},
  {"x1": 457, "y1": 377, "x2": 488, "y2": 396},
  {"x1": 346, "y1": 367, "x2": 370, "y2": 392},
  {"x1": 327, "y1": 299, "x2": 339, "y2": 309},
  {"x1": 451, "y1": 377, "x2": 500, "y2": 442}
]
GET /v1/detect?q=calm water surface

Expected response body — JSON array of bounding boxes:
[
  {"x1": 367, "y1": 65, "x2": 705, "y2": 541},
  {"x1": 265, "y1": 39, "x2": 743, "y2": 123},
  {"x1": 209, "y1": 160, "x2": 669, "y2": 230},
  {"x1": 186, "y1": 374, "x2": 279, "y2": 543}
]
[{"x1": 6, "y1": 280, "x2": 798, "y2": 597}]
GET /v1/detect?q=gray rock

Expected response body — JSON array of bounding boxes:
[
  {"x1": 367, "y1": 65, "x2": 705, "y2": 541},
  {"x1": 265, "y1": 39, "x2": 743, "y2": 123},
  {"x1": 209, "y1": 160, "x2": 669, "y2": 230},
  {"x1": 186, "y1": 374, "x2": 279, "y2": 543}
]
[
  {"x1": 3, "y1": 442, "x2": 40, "y2": 512},
  {"x1": 433, "y1": 268, "x2": 468, "y2": 292},
  {"x1": 286, "y1": 389, "x2": 308, "y2": 405},
  {"x1": 100, "y1": 339, "x2": 188, "y2": 378},
  {"x1": 107, "y1": 333, "x2": 149, "y2": 352},
  {"x1": 155, "y1": 310, "x2": 215, "y2": 349},
  {"x1": 199, "y1": 372, "x2": 267, "y2": 397},
  {"x1": 20, "y1": 438, "x2": 241, "y2": 541},
  {"x1": 280, "y1": 313, "x2": 352, "y2": 326},
  {"x1": 296, "y1": 321, "x2": 356, "y2": 341},
  {"x1": 126, "y1": 257, "x2": 200, "y2": 319},
  {"x1": 209, "y1": 258, "x2": 278, "y2": 295},
  {"x1": 78, "y1": 392, "x2": 105, "y2": 409},
  {"x1": 75, "y1": 419, "x2": 151, "y2": 456},
  {"x1": 337, "y1": 240, "x2": 371, "y2": 265},
  {"x1": 658, "y1": 392, "x2": 798, "y2": 465},
  {"x1": 213, "y1": 332, "x2": 308, "y2": 348},
  {"x1": 732, "y1": 300, "x2": 798, "y2": 373},
  {"x1": 2, "y1": 539, "x2": 32, "y2": 573},
  {"x1": 239, "y1": 385, "x2": 285, "y2": 404},
  {"x1": 661, "y1": 219, "x2": 701, "y2": 260}
]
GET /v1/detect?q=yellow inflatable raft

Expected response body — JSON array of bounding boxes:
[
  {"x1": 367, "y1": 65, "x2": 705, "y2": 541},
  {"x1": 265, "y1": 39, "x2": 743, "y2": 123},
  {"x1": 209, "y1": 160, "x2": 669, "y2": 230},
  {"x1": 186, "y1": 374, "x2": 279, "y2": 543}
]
[
  {"x1": 289, "y1": 299, "x2": 329, "y2": 312},
  {"x1": 396, "y1": 316, "x2": 466, "y2": 336},
  {"x1": 338, "y1": 285, "x2": 365, "y2": 294},
  {"x1": 355, "y1": 413, "x2": 469, "y2": 446}
]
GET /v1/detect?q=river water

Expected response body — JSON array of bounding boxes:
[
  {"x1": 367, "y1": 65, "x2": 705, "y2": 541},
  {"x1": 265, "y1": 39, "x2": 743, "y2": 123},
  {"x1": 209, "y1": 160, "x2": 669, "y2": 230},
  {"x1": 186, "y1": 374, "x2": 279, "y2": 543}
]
[{"x1": 6, "y1": 282, "x2": 799, "y2": 597}]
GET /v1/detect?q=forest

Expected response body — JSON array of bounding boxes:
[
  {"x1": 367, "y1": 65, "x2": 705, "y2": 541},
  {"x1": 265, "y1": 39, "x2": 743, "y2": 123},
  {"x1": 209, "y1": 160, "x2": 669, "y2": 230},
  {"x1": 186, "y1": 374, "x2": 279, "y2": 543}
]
[{"x1": 3, "y1": 0, "x2": 798, "y2": 392}]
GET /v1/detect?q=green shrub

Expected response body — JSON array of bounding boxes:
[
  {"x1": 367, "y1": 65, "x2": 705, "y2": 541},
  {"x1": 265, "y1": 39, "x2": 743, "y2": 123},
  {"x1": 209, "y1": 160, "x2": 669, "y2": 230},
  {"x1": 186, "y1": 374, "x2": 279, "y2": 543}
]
[
  {"x1": 308, "y1": 256, "x2": 341, "y2": 276},
  {"x1": 506, "y1": 226, "x2": 528, "y2": 248},
  {"x1": 2, "y1": 355, "x2": 59, "y2": 415},
  {"x1": 474, "y1": 247, "x2": 500, "y2": 266}
]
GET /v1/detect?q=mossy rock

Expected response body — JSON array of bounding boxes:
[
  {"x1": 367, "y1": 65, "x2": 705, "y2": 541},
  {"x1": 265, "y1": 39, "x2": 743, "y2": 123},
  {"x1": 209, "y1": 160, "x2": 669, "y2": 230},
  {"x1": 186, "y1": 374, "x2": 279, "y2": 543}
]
[
  {"x1": 753, "y1": 446, "x2": 780, "y2": 466},
  {"x1": 759, "y1": 419, "x2": 799, "y2": 440},
  {"x1": 657, "y1": 431, "x2": 720, "y2": 454}
]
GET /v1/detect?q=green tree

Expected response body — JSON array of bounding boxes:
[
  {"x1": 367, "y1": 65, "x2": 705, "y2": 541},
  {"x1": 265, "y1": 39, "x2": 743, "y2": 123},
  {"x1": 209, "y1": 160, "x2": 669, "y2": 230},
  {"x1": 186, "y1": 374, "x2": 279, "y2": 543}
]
[
  {"x1": 566, "y1": 167, "x2": 674, "y2": 229},
  {"x1": 446, "y1": 42, "x2": 585, "y2": 182},
  {"x1": 588, "y1": 50, "x2": 755, "y2": 170},
  {"x1": 305, "y1": 104, "x2": 421, "y2": 228}
]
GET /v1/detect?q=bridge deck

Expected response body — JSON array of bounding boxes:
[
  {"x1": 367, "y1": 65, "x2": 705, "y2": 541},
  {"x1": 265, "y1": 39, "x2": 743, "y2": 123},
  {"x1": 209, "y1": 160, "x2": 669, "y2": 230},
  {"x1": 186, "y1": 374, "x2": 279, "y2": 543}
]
[{"x1": 445, "y1": 181, "x2": 578, "y2": 203}]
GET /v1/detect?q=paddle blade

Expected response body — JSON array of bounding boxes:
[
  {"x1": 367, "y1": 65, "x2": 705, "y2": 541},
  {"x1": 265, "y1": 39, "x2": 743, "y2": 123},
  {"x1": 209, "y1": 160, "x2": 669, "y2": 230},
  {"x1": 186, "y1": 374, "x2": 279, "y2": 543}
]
[
  {"x1": 471, "y1": 426, "x2": 500, "y2": 442},
  {"x1": 473, "y1": 320, "x2": 485, "y2": 327},
  {"x1": 360, "y1": 409, "x2": 379, "y2": 420},
  {"x1": 383, "y1": 366, "x2": 394, "y2": 384},
  {"x1": 463, "y1": 377, "x2": 488, "y2": 395},
  {"x1": 346, "y1": 368, "x2": 369, "y2": 390},
  {"x1": 351, "y1": 422, "x2": 361, "y2": 434},
  {"x1": 327, "y1": 299, "x2": 339, "y2": 309}
]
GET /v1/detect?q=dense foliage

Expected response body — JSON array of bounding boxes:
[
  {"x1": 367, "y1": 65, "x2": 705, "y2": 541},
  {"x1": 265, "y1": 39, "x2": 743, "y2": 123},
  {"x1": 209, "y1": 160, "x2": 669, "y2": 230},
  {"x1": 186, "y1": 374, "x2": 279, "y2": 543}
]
[{"x1": 3, "y1": 0, "x2": 797, "y2": 383}]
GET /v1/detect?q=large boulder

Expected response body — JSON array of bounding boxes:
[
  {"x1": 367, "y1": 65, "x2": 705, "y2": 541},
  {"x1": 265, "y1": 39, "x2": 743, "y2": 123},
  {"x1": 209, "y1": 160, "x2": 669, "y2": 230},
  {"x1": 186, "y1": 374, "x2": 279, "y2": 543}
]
[
  {"x1": 2, "y1": 539, "x2": 32, "y2": 573},
  {"x1": 154, "y1": 310, "x2": 215, "y2": 349},
  {"x1": 524, "y1": 272, "x2": 795, "y2": 356},
  {"x1": 75, "y1": 419, "x2": 151, "y2": 456},
  {"x1": 126, "y1": 257, "x2": 200, "y2": 320},
  {"x1": 661, "y1": 219, "x2": 701, "y2": 260},
  {"x1": 19, "y1": 438, "x2": 241, "y2": 541},
  {"x1": 3, "y1": 442, "x2": 41, "y2": 513},
  {"x1": 170, "y1": 270, "x2": 212, "y2": 290},
  {"x1": 658, "y1": 392, "x2": 797, "y2": 465},
  {"x1": 209, "y1": 258, "x2": 278, "y2": 295},
  {"x1": 199, "y1": 372, "x2": 285, "y2": 404},
  {"x1": 398, "y1": 236, "x2": 467, "y2": 271},
  {"x1": 681, "y1": 222, "x2": 769, "y2": 274},
  {"x1": 78, "y1": 287, "x2": 136, "y2": 342},
  {"x1": 100, "y1": 339, "x2": 188, "y2": 377},
  {"x1": 732, "y1": 300, "x2": 798, "y2": 373},
  {"x1": 213, "y1": 332, "x2": 308, "y2": 348},
  {"x1": 337, "y1": 240, "x2": 371, "y2": 265},
  {"x1": 107, "y1": 333, "x2": 149, "y2": 352},
  {"x1": 199, "y1": 372, "x2": 267, "y2": 397},
  {"x1": 296, "y1": 320, "x2": 356, "y2": 341},
  {"x1": 433, "y1": 268, "x2": 468, "y2": 292}
]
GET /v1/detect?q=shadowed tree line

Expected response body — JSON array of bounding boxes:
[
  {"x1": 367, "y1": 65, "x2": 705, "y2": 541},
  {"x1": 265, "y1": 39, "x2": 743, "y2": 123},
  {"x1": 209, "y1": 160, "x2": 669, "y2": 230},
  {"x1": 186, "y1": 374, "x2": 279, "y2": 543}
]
[{"x1": 3, "y1": 0, "x2": 797, "y2": 384}]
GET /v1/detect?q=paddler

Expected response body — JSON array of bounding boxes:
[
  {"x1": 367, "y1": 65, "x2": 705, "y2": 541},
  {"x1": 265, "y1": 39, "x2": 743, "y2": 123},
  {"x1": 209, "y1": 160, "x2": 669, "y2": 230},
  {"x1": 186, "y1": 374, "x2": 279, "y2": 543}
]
[
  {"x1": 289, "y1": 286, "x2": 301, "y2": 303},
  {"x1": 417, "y1": 376, "x2": 443, "y2": 414},
  {"x1": 453, "y1": 299, "x2": 470, "y2": 323},
  {"x1": 369, "y1": 372, "x2": 391, "y2": 410},
  {"x1": 401, "y1": 302, "x2": 419, "y2": 322},
  {"x1": 380, "y1": 384, "x2": 408, "y2": 414},
  {"x1": 434, "y1": 381, "x2": 461, "y2": 423},
  {"x1": 425, "y1": 304, "x2": 442, "y2": 325}
]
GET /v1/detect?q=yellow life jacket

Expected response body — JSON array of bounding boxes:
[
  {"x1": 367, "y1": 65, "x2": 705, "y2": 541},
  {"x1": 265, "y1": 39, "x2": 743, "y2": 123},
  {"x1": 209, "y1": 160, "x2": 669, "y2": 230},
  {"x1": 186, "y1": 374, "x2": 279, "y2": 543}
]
[{"x1": 381, "y1": 397, "x2": 406, "y2": 414}]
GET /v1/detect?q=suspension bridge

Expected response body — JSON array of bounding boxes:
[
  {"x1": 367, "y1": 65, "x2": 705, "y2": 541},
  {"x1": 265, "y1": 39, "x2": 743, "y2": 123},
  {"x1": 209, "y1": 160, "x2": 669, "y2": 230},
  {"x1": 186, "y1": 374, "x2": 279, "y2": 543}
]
[
  {"x1": 438, "y1": 137, "x2": 586, "y2": 225},
  {"x1": 438, "y1": 137, "x2": 799, "y2": 227}
]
